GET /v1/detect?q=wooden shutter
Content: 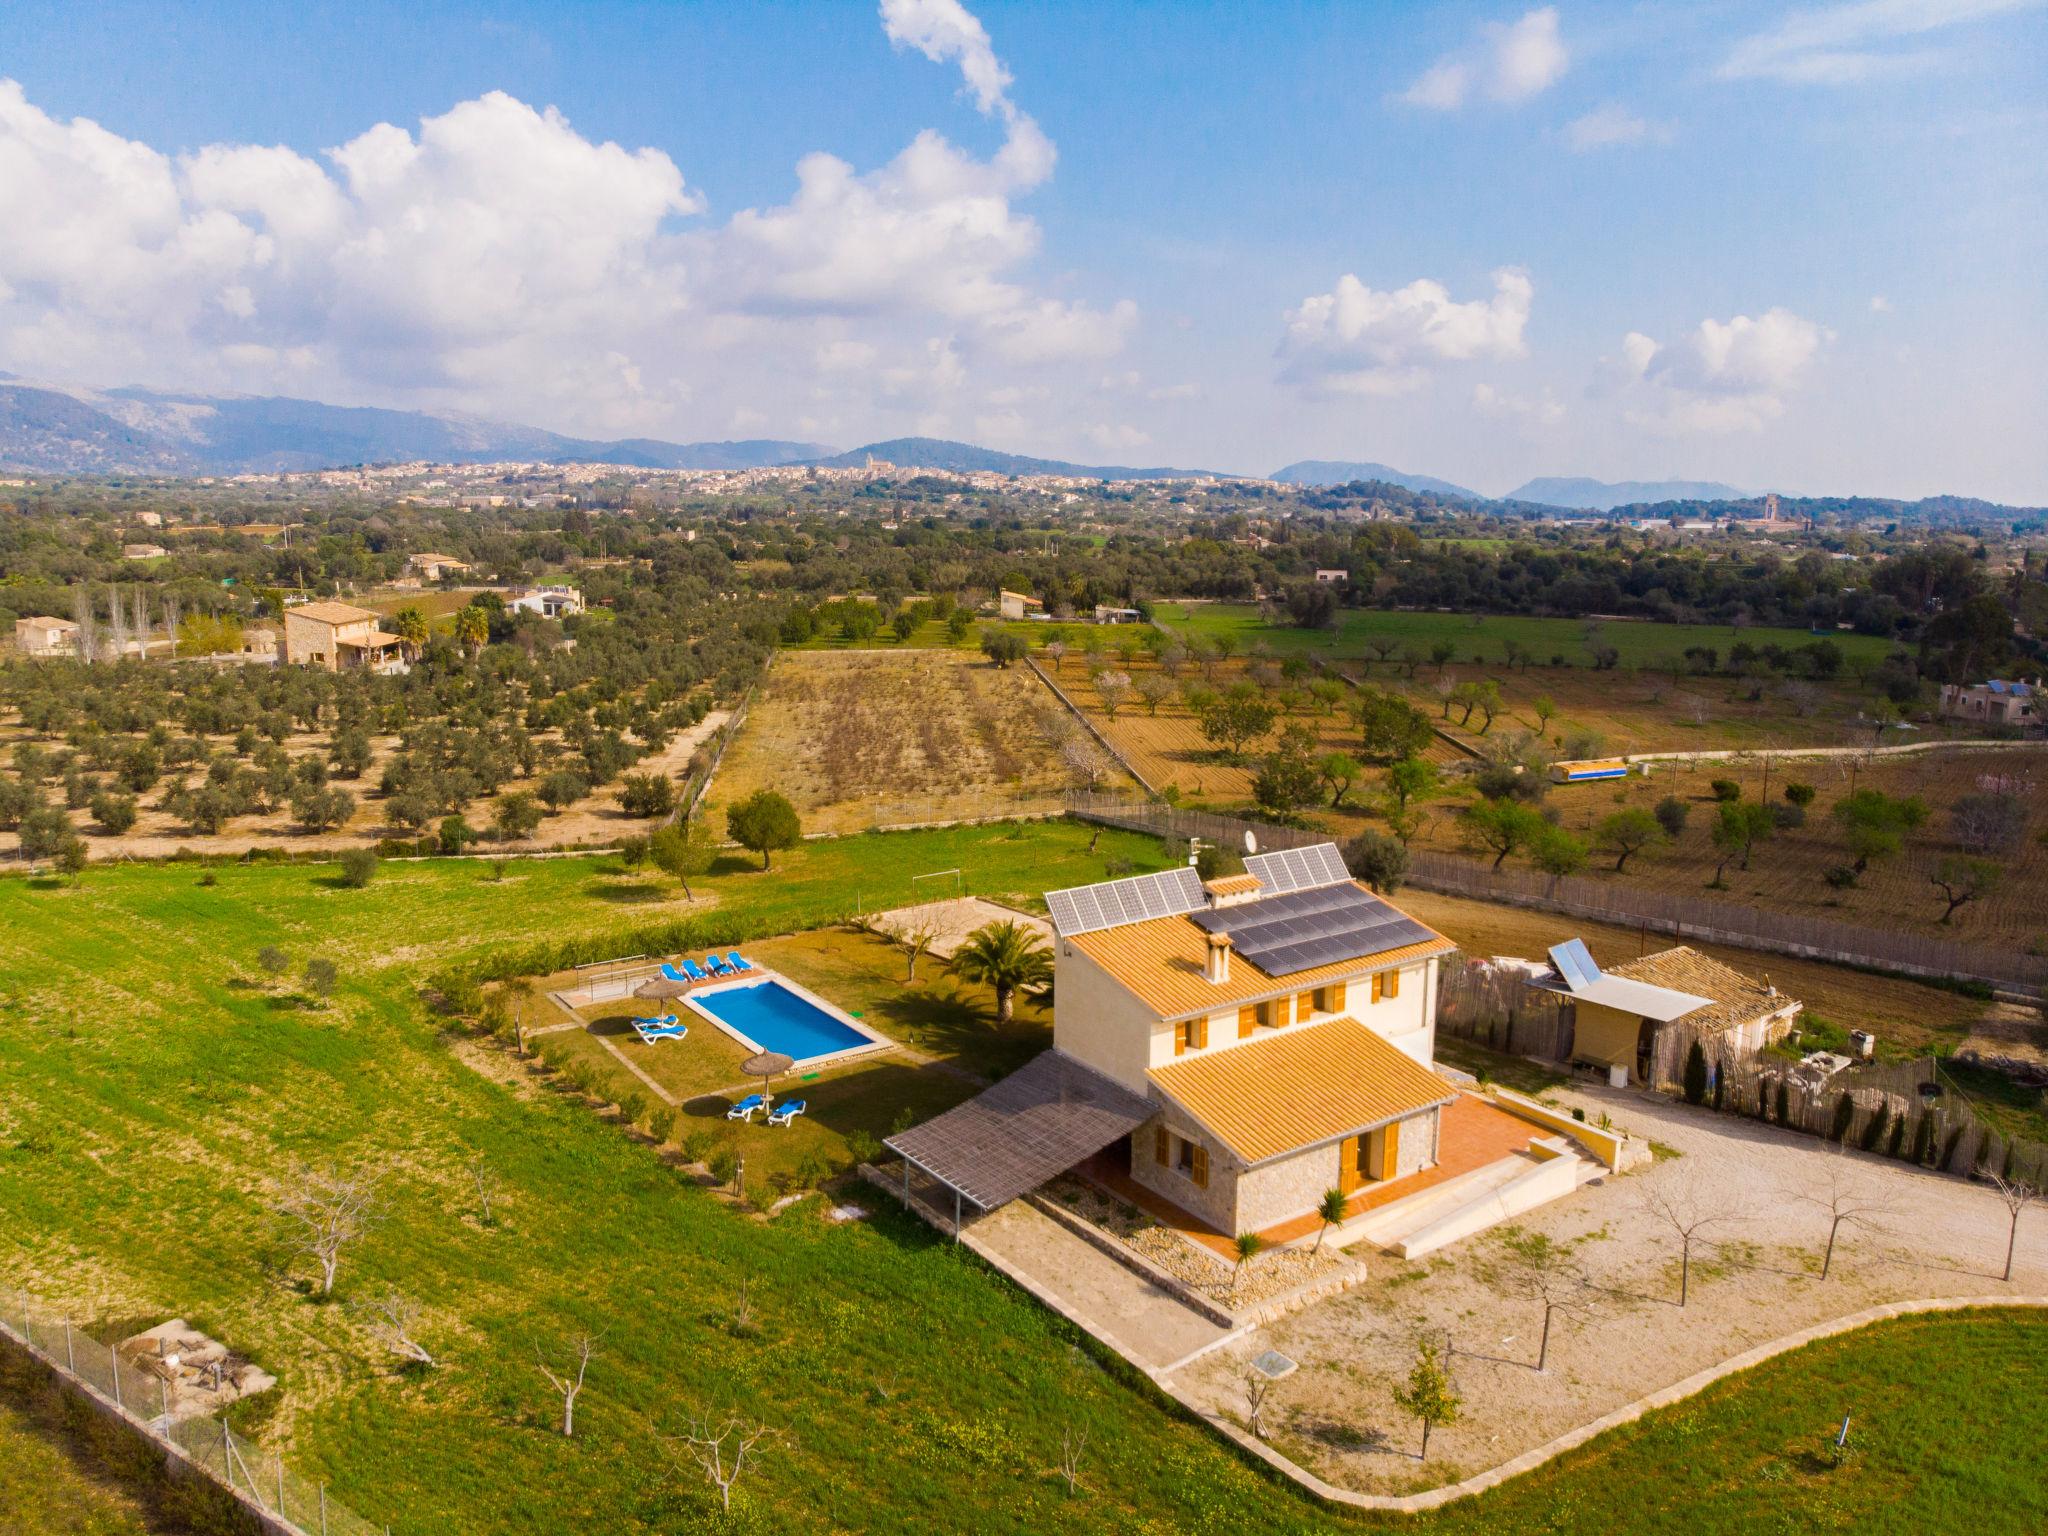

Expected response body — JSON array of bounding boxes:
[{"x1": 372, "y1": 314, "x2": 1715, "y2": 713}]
[
  {"x1": 1297, "y1": 991, "x2": 1313, "y2": 1023},
  {"x1": 1384, "y1": 968, "x2": 1401, "y2": 1000},
  {"x1": 1329, "y1": 981, "x2": 1347, "y2": 1012},
  {"x1": 1155, "y1": 1125, "x2": 1170, "y2": 1165},
  {"x1": 1190, "y1": 1143, "x2": 1210, "y2": 1188},
  {"x1": 1238, "y1": 1004, "x2": 1257, "y2": 1039},
  {"x1": 1193, "y1": 1016, "x2": 1209, "y2": 1049},
  {"x1": 1173, "y1": 1022, "x2": 1186, "y2": 1057},
  {"x1": 1370, "y1": 972, "x2": 1383, "y2": 1004}
]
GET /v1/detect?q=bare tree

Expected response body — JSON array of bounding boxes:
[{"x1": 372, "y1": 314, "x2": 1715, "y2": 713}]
[
  {"x1": 106, "y1": 587, "x2": 129, "y2": 661},
  {"x1": 467, "y1": 1153, "x2": 501, "y2": 1227},
  {"x1": 1794, "y1": 1155, "x2": 1893, "y2": 1281},
  {"x1": 1489, "y1": 1227, "x2": 1594, "y2": 1372},
  {"x1": 892, "y1": 922, "x2": 939, "y2": 982},
  {"x1": 275, "y1": 1167, "x2": 381, "y2": 1295},
  {"x1": 673, "y1": 1412, "x2": 779, "y2": 1513},
  {"x1": 535, "y1": 1335, "x2": 597, "y2": 1436},
  {"x1": 1052, "y1": 1426, "x2": 1087, "y2": 1496},
  {"x1": 161, "y1": 592, "x2": 182, "y2": 653},
  {"x1": 72, "y1": 586, "x2": 99, "y2": 665},
  {"x1": 1639, "y1": 1176, "x2": 1741, "y2": 1306},
  {"x1": 1989, "y1": 1174, "x2": 2038, "y2": 1284},
  {"x1": 131, "y1": 588, "x2": 151, "y2": 655},
  {"x1": 1061, "y1": 736, "x2": 1112, "y2": 790},
  {"x1": 357, "y1": 1291, "x2": 436, "y2": 1367},
  {"x1": 1242, "y1": 1368, "x2": 1274, "y2": 1440}
]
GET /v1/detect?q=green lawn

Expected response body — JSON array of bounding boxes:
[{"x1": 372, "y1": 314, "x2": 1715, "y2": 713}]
[
  {"x1": 0, "y1": 1359, "x2": 169, "y2": 1535},
  {"x1": 1154, "y1": 602, "x2": 1897, "y2": 671},
  {"x1": 2, "y1": 824, "x2": 2043, "y2": 1535}
]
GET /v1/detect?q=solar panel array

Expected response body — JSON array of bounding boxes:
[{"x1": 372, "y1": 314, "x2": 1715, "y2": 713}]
[
  {"x1": 1243, "y1": 842, "x2": 1351, "y2": 895},
  {"x1": 1190, "y1": 881, "x2": 1436, "y2": 976},
  {"x1": 1046, "y1": 864, "x2": 1206, "y2": 937},
  {"x1": 1547, "y1": 938, "x2": 1600, "y2": 992}
]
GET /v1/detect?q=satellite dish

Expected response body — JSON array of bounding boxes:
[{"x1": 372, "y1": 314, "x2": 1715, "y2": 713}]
[{"x1": 1243, "y1": 829, "x2": 1259, "y2": 854}]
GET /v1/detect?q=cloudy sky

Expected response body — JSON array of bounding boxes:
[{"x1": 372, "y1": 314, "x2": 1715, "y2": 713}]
[{"x1": 1, "y1": 0, "x2": 2043, "y2": 499}]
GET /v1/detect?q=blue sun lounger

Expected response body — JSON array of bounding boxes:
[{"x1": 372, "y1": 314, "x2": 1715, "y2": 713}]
[
  {"x1": 725, "y1": 952, "x2": 753, "y2": 973},
  {"x1": 631, "y1": 1013, "x2": 679, "y2": 1029},
  {"x1": 704, "y1": 953, "x2": 733, "y2": 976},
  {"x1": 766, "y1": 1099, "x2": 807, "y2": 1127},
  {"x1": 679, "y1": 957, "x2": 712, "y2": 982},
  {"x1": 660, "y1": 962, "x2": 692, "y2": 983},
  {"x1": 633, "y1": 1019, "x2": 688, "y2": 1045},
  {"x1": 726, "y1": 1093, "x2": 766, "y2": 1122}
]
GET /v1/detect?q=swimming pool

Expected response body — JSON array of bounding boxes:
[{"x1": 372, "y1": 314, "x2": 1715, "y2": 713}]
[{"x1": 684, "y1": 977, "x2": 883, "y2": 1065}]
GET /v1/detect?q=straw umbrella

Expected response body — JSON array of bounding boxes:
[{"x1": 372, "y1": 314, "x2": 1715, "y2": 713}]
[
  {"x1": 634, "y1": 976, "x2": 690, "y2": 1003},
  {"x1": 741, "y1": 1051, "x2": 795, "y2": 1115}
]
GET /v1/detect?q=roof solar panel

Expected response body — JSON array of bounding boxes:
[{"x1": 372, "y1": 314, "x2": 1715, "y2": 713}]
[
  {"x1": 1548, "y1": 939, "x2": 1600, "y2": 992},
  {"x1": 1244, "y1": 842, "x2": 1350, "y2": 895},
  {"x1": 1191, "y1": 880, "x2": 1436, "y2": 976},
  {"x1": 1046, "y1": 865, "x2": 1205, "y2": 937}
]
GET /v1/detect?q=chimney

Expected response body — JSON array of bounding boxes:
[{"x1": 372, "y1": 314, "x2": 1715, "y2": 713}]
[{"x1": 1205, "y1": 931, "x2": 1232, "y2": 985}]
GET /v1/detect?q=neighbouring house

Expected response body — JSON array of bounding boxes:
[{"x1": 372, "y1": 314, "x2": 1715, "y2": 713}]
[
  {"x1": 1092, "y1": 605, "x2": 1143, "y2": 624},
  {"x1": 1938, "y1": 678, "x2": 2039, "y2": 728},
  {"x1": 406, "y1": 552, "x2": 471, "y2": 582},
  {"x1": 888, "y1": 844, "x2": 1467, "y2": 1238},
  {"x1": 282, "y1": 601, "x2": 408, "y2": 674},
  {"x1": 1536, "y1": 939, "x2": 1801, "y2": 1090},
  {"x1": 14, "y1": 616, "x2": 80, "y2": 657},
  {"x1": 1548, "y1": 757, "x2": 1636, "y2": 784},
  {"x1": 1313, "y1": 568, "x2": 1348, "y2": 584},
  {"x1": 121, "y1": 543, "x2": 169, "y2": 561},
  {"x1": 506, "y1": 584, "x2": 584, "y2": 619},
  {"x1": 998, "y1": 589, "x2": 1044, "y2": 621}
]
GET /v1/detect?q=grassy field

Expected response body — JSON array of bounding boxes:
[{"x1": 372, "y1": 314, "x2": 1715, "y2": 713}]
[
  {"x1": 0, "y1": 1364, "x2": 168, "y2": 1535},
  {"x1": 1154, "y1": 602, "x2": 1899, "y2": 672},
  {"x1": 713, "y1": 649, "x2": 1126, "y2": 833},
  {"x1": 0, "y1": 822, "x2": 2044, "y2": 1533}
]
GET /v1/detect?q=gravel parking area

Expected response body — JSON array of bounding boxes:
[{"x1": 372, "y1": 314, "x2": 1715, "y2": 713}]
[{"x1": 1170, "y1": 1079, "x2": 2048, "y2": 1495}]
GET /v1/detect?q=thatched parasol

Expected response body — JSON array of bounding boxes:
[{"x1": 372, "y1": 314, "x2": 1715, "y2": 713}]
[
  {"x1": 634, "y1": 976, "x2": 691, "y2": 1001},
  {"x1": 741, "y1": 1050, "x2": 796, "y2": 1113}
]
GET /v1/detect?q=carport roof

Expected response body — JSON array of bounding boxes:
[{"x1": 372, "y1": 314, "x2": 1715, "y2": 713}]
[{"x1": 884, "y1": 1050, "x2": 1153, "y2": 1211}]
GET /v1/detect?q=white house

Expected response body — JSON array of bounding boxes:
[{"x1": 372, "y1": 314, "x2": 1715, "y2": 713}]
[
  {"x1": 14, "y1": 616, "x2": 79, "y2": 658},
  {"x1": 1938, "y1": 678, "x2": 2039, "y2": 728},
  {"x1": 506, "y1": 585, "x2": 584, "y2": 619},
  {"x1": 998, "y1": 589, "x2": 1044, "y2": 621}
]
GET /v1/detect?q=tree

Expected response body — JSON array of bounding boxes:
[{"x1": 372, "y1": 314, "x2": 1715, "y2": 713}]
[
  {"x1": 1345, "y1": 830, "x2": 1408, "y2": 893},
  {"x1": 293, "y1": 785, "x2": 355, "y2": 833},
  {"x1": 618, "y1": 773, "x2": 677, "y2": 818},
  {"x1": 1949, "y1": 792, "x2": 2027, "y2": 856},
  {"x1": 980, "y1": 629, "x2": 1028, "y2": 668},
  {"x1": 535, "y1": 1335, "x2": 597, "y2": 1437},
  {"x1": 1134, "y1": 673, "x2": 1174, "y2": 716},
  {"x1": 1489, "y1": 1228, "x2": 1592, "y2": 1373},
  {"x1": 1251, "y1": 748, "x2": 1320, "y2": 817},
  {"x1": 1199, "y1": 694, "x2": 1278, "y2": 761},
  {"x1": 467, "y1": 1152, "x2": 501, "y2": 1227},
  {"x1": 1989, "y1": 1174, "x2": 2038, "y2": 1284},
  {"x1": 1652, "y1": 795, "x2": 1691, "y2": 839},
  {"x1": 276, "y1": 1167, "x2": 380, "y2": 1296},
  {"x1": 1094, "y1": 671, "x2": 1133, "y2": 720},
  {"x1": 649, "y1": 820, "x2": 716, "y2": 900},
  {"x1": 1052, "y1": 1425, "x2": 1088, "y2": 1496},
  {"x1": 948, "y1": 919, "x2": 1052, "y2": 1028},
  {"x1": 1429, "y1": 640, "x2": 1457, "y2": 677},
  {"x1": 493, "y1": 791, "x2": 544, "y2": 841},
  {"x1": 1682, "y1": 1040, "x2": 1709, "y2": 1105},
  {"x1": 337, "y1": 848, "x2": 377, "y2": 889},
  {"x1": 890, "y1": 609, "x2": 919, "y2": 644},
  {"x1": 1831, "y1": 788, "x2": 1927, "y2": 874},
  {"x1": 390, "y1": 605, "x2": 429, "y2": 661},
  {"x1": 1313, "y1": 1187, "x2": 1348, "y2": 1254},
  {"x1": 673, "y1": 1412, "x2": 778, "y2": 1514},
  {"x1": 1796, "y1": 1156, "x2": 1891, "y2": 1281},
  {"x1": 18, "y1": 805, "x2": 78, "y2": 862},
  {"x1": 89, "y1": 790, "x2": 138, "y2": 835},
  {"x1": 1710, "y1": 801, "x2": 1774, "y2": 882},
  {"x1": 1530, "y1": 826, "x2": 1588, "y2": 889},
  {"x1": 1641, "y1": 1176, "x2": 1739, "y2": 1306},
  {"x1": 1386, "y1": 756, "x2": 1439, "y2": 813},
  {"x1": 454, "y1": 604, "x2": 489, "y2": 657},
  {"x1": 1392, "y1": 1338, "x2": 1460, "y2": 1462},
  {"x1": 439, "y1": 814, "x2": 478, "y2": 854},
  {"x1": 1931, "y1": 855, "x2": 2002, "y2": 924},
  {"x1": 358, "y1": 1291, "x2": 437, "y2": 1368},
  {"x1": 1463, "y1": 800, "x2": 1547, "y2": 870},
  {"x1": 727, "y1": 788, "x2": 801, "y2": 869},
  {"x1": 1596, "y1": 808, "x2": 1666, "y2": 872},
  {"x1": 1231, "y1": 1232, "x2": 1265, "y2": 1299},
  {"x1": 1354, "y1": 690, "x2": 1434, "y2": 763}
]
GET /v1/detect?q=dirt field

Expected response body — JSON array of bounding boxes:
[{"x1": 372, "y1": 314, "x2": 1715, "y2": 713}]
[{"x1": 710, "y1": 649, "x2": 1127, "y2": 835}]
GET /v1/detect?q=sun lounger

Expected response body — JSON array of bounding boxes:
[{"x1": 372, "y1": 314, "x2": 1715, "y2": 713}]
[
  {"x1": 725, "y1": 951, "x2": 753, "y2": 973},
  {"x1": 726, "y1": 1093, "x2": 766, "y2": 1122},
  {"x1": 704, "y1": 953, "x2": 732, "y2": 976},
  {"x1": 630, "y1": 1013, "x2": 680, "y2": 1028},
  {"x1": 632, "y1": 1020, "x2": 687, "y2": 1045},
  {"x1": 680, "y1": 958, "x2": 711, "y2": 982},
  {"x1": 766, "y1": 1099, "x2": 807, "y2": 1127},
  {"x1": 660, "y1": 962, "x2": 691, "y2": 983}
]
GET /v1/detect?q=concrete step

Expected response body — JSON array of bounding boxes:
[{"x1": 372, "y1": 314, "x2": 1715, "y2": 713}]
[{"x1": 1339, "y1": 1156, "x2": 1537, "y2": 1252}]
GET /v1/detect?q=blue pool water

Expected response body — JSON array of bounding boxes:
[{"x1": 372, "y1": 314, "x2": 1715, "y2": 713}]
[{"x1": 691, "y1": 979, "x2": 871, "y2": 1062}]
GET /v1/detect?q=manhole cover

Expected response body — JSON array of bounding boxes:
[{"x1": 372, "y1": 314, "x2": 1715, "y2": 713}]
[{"x1": 1249, "y1": 1350, "x2": 1297, "y2": 1380}]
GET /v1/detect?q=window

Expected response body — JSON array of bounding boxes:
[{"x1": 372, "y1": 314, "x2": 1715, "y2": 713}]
[
  {"x1": 1314, "y1": 981, "x2": 1348, "y2": 1014},
  {"x1": 1174, "y1": 1016, "x2": 1208, "y2": 1056},
  {"x1": 1371, "y1": 968, "x2": 1402, "y2": 1004},
  {"x1": 1296, "y1": 990, "x2": 1314, "y2": 1023},
  {"x1": 1156, "y1": 1128, "x2": 1207, "y2": 1187},
  {"x1": 1237, "y1": 1004, "x2": 1257, "y2": 1040}
]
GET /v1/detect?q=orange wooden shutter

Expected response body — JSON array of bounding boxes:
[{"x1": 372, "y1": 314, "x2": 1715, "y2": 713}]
[
  {"x1": 1297, "y1": 991, "x2": 1313, "y2": 1022},
  {"x1": 1194, "y1": 1016, "x2": 1209, "y2": 1049},
  {"x1": 1173, "y1": 1022, "x2": 1186, "y2": 1057},
  {"x1": 1190, "y1": 1144, "x2": 1209, "y2": 1188},
  {"x1": 1330, "y1": 981, "x2": 1347, "y2": 1012},
  {"x1": 1370, "y1": 972, "x2": 1383, "y2": 1004},
  {"x1": 1154, "y1": 1125, "x2": 1169, "y2": 1164},
  {"x1": 1238, "y1": 1004, "x2": 1257, "y2": 1039},
  {"x1": 1384, "y1": 968, "x2": 1401, "y2": 1000}
]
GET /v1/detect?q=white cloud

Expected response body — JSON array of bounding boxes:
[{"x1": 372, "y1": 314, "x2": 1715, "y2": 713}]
[
  {"x1": 0, "y1": 0, "x2": 1132, "y2": 439},
  {"x1": 1472, "y1": 381, "x2": 1565, "y2": 424},
  {"x1": 1083, "y1": 422, "x2": 1151, "y2": 452},
  {"x1": 1399, "y1": 8, "x2": 1568, "y2": 110},
  {"x1": 1719, "y1": 0, "x2": 2038, "y2": 85},
  {"x1": 1277, "y1": 269, "x2": 1533, "y2": 395},
  {"x1": 1564, "y1": 104, "x2": 1672, "y2": 150},
  {"x1": 1869, "y1": 294, "x2": 1893, "y2": 312},
  {"x1": 1618, "y1": 307, "x2": 1829, "y2": 433}
]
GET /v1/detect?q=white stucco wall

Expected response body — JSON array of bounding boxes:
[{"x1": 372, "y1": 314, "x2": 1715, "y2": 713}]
[{"x1": 1052, "y1": 943, "x2": 1166, "y2": 1093}]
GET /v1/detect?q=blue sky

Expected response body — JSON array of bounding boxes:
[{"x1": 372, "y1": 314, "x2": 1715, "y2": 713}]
[{"x1": 0, "y1": 1, "x2": 2042, "y2": 498}]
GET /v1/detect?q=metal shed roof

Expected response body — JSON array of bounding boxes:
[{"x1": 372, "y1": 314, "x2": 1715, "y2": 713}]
[{"x1": 883, "y1": 1051, "x2": 1154, "y2": 1212}]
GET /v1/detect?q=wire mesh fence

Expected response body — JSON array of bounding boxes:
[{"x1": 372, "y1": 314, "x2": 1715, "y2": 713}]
[{"x1": 2, "y1": 1293, "x2": 390, "y2": 1536}]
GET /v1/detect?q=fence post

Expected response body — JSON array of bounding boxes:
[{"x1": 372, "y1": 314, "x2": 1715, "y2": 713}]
[
  {"x1": 111, "y1": 1346, "x2": 122, "y2": 1410},
  {"x1": 64, "y1": 1319, "x2": 74, "y2": 1374},
  {"x1": 279, "y1": 1455, "x2": 286, "y2": 1517},
  {"x1": 321, "y1": 1483, "x2": 329, "y2": 1536}
]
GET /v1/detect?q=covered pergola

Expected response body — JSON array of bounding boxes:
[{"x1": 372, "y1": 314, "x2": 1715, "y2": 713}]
[{"x1": 884, "y1": 1050, "x2": 1154, "y2": 1240}]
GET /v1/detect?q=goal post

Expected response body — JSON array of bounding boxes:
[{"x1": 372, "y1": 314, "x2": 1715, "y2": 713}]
[{"x1": 911, "y1": 868, "x2": 964, "y2": 901}]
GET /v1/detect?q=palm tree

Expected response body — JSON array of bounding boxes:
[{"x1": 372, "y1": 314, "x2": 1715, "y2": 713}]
[
  {"x1": 391, "y1": 604, "x2": 429, "y2": 662},
  {"x1": 1232, "y1": 1232, "x2": 1265, "y2": 1298},
  {"x1": 1313, "y1": 1187, "x2": 1348, "y2": 1254},
  {"x1": 454, "y1": 605, "x2": 488, "y2": 658},
  {"x1": 947, "y1": 920, "x2": 1052, "y2": 1028}
]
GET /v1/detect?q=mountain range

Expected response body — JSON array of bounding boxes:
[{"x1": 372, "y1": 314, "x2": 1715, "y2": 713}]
[
  {"x1": 1504, "y1": 475, "x2": 1749, "y2": 510},
  {"x1": 1268, "y1": 460, "x2": 1481, "y2": 498}
]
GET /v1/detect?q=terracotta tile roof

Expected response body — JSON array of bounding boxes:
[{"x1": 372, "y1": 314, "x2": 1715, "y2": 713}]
[
  {"x1": 289, "y1": 601, "x2": 380, "y2": 626},
  {"x1": 1150, "y1": 1017, "x2": 1455, "y2": 1165},
  {"x1": 1202, "y1": 874, "x2": 1263, "y2": 896},
  {"x1": 1607, "y1": 946, "x2": 1800, "y2": 1033},
  {"x1": 1065, "y1": 884, "x2": 1455, "y2": 1020}
]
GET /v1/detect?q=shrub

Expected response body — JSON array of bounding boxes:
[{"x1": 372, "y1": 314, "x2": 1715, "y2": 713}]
[
  {"x1": 89, "y1": 791, "x2": 138, "y2": 834},
  {"x1": 337, "y1": 847, "x2": 378, "y2": 888},
  {"x1": 1830, "y1": 1094, "x2": 1856, "y2": 1143},
  {"x1": 707, "y1": 1142, "x2": 741, "y2": 1188},
  {"x1": 646, "y1": 1107, "x2": 677, "y2": 1143},
  {"x1": 1709, "y1": 779, "x2": 1742, "y2": 802},
  {"x1": 1784, "y1": 782, "x2": 1817, "y2": 807},
  {"x1": 257, "y1": 945, "x2": 289, "y2": 978},
  {"x1": 303, "y1": 957, "x2": 338, "y2": 998},
  {"x1": 1770, "y1": 801, "x2": 1805, "y2": 830},
  {"x1": 617, "y1": 773, "x2": 676, "y2": 818},
  {"x1": 438, "y1": 815, "x2": 478, "y2": 854},
  {"x1": 1774, "y1": 1080, "x2": 1789, "y2": 1124},
  {"x1": 846, "y1": 1129, "x2": 882, "y2": 1166},
  {"x1": 1682, "y1": 1041, "x2": 1709, "y2": 1105},
  {"x1": 1823, "y1": 864, "x2": 1859, "y2": 889},
  {"x1": 1343, "y1": 831, "x2": 1408, "y2": 894},
  {"x1": 1861, "y1": 1102, "x2": 1889, "y2": 1151}
]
